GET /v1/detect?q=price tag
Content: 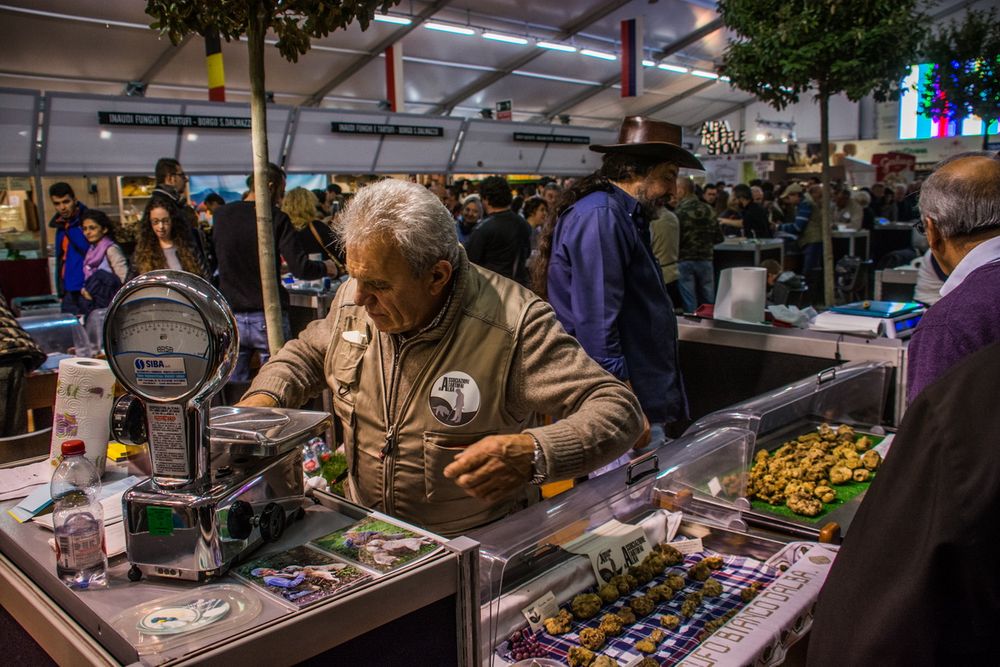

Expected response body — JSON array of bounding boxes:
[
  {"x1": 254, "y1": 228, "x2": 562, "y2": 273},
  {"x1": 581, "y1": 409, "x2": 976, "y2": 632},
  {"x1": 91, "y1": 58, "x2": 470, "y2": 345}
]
[
  {"x1": 521, "y1": 590, "x2": 559, "y2": 633},
  {"x1": 707, "y1": 476, "x2": 723, "y2": 497},
  {"x1": 668, "y1": 537, "x2": 704, "y2": 555},
  {"x1": 146, "y1": 506, "x2": 174, "y2": 536}
]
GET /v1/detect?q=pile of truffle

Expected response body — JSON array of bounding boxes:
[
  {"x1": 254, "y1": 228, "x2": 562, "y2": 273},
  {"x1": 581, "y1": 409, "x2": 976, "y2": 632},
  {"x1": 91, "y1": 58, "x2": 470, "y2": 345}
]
[
  {"x1": 746, "y1": 423, "x2": 883, "y2": 517},
  {"x1": 538, "y1": 544, "x2": 762, "y2": 667}
]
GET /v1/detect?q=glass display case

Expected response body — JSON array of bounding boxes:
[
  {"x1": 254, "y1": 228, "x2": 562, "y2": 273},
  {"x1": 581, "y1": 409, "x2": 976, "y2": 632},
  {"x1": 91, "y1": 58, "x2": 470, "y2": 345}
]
[
  {"x1": 686, "y1": 361, "x2": 893, "y2": 542},
  {"x1": 687, "y1": 361, "x2": 893, "y2": 438},
  {"x1": 470, "y1": 427, "x2": 837, "y2": 667}
]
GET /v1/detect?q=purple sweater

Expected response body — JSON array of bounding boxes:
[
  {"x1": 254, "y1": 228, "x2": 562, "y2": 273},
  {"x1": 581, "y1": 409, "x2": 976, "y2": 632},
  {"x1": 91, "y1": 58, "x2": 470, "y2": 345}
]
[{"x1": 907, "y1": 260, "x2": 1000, "y2": 403}]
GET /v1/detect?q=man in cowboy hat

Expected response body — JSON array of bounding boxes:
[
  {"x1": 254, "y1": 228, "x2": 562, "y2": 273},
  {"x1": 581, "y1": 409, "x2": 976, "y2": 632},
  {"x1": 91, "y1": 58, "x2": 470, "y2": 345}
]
[{"x1": 533, "y1": 116, "x2": 704, "y2": 449}]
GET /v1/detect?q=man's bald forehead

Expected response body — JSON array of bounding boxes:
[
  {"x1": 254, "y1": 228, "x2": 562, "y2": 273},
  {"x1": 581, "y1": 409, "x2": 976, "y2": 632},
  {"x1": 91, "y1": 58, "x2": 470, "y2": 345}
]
[{"x1": 938, "y1": 155, "x2": 1000, "y2": 180}]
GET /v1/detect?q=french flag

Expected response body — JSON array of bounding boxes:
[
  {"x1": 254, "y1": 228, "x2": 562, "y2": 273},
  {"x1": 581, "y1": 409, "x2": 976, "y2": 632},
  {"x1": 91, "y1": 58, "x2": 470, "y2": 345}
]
[{"x1": 621, "y1": 18, "x2": 644, "y2": 98}]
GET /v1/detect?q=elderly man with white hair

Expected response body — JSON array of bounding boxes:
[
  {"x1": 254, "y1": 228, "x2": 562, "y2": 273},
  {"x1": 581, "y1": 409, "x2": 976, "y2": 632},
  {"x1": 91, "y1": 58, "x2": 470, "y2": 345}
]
[
  {"x1": 239, "y1": 178, "x2": 642, "y2": 536},
  {"x1": 905, "y1": 151, "x2": 1000, "y2": 404}
]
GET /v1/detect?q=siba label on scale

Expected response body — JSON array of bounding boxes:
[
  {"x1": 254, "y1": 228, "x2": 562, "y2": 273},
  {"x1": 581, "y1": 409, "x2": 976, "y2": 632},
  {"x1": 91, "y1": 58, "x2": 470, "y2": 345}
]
[{"x1": 135, "y1": 357, "x2": 188, "y2": 387}]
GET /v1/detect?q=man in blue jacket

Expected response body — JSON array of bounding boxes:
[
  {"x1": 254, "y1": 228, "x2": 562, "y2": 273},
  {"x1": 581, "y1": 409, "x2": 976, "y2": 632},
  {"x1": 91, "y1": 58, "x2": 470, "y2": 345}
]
[
  {"x1": 47, "y1": 182, "x2": 89, "y2": 315},
  {"x1": 535, "y1": 116, "x2": 703, "y2": 445}
]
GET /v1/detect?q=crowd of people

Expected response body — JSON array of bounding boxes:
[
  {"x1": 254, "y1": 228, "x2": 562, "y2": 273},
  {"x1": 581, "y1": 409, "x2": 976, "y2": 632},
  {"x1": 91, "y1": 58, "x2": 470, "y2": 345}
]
[{"x1": 45, "y1": 145, "x2": 934, "y2": 389}]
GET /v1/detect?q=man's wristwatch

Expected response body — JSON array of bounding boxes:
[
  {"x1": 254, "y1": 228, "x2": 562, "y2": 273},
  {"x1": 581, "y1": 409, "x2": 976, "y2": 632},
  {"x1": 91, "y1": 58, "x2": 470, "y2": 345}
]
[{"x1": 528, "y1": 434, "x2": 547, "y2": 485}]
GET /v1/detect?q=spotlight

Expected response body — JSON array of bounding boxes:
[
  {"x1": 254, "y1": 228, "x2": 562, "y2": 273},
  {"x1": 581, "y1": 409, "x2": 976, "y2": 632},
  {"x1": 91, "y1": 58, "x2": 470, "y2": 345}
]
[{"x1": 124, "y1": 81, "x2": 147, "y2": 97}]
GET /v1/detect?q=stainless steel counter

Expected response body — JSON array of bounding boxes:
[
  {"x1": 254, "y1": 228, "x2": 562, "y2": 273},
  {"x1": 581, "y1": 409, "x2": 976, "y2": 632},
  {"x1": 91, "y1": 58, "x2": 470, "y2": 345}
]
[
  {"x1": 678, "y1": 317, "x2": 908, "y2": 425},
  {"x1": 0, "y1": 478, "x2": 478, "y2": 666}
]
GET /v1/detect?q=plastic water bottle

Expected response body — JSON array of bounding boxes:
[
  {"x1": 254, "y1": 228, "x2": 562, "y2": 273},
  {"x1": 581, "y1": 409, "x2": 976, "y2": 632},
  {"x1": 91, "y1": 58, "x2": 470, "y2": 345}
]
[{"x1": 51, "y1": 439, "x2": 108, "y2": 589}]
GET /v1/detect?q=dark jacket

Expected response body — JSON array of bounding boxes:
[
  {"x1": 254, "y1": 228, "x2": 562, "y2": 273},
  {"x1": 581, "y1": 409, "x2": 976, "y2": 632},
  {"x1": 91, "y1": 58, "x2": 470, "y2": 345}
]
[
  {"x1": 48, "y1": 202, "x2": 89, "y2": 293},
  {"x1": 213, "y1": 201, "x2": 326, "y2": 312},
  {"x1": 465, "y1": 209, "x2": 532, "y2": 284},
  {"x1": 741, "y1": 201, "x2": 773, "y2": 239},
  {"x1": 808, "y1": 340, "x2": 1000, "y2": 667}
]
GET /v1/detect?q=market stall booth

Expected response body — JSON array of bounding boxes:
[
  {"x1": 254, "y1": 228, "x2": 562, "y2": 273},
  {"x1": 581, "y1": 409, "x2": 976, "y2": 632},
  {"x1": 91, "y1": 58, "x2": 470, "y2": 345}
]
[
  {"x1": 471, "y1": 427, "x2": 840, "y2": 666},
  {"x1": 469, "y1": 359, "x2": 892, "y2": 665}
]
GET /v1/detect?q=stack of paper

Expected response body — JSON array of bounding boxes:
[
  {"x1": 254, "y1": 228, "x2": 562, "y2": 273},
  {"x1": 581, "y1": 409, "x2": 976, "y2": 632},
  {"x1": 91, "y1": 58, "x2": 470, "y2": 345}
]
[{"x1": 809, "y1": 312, "x2": 882, "y2": 336}]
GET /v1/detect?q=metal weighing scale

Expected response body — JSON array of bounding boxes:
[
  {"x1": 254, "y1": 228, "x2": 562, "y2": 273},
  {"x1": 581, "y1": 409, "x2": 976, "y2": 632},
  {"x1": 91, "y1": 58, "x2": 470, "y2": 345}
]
[
  {"x1": 811, "y1": 300, "x2": 924, "y2": 339},
  {"x1": 104, "y1": 270, "x2": 330, "y2": 582},
  {"x1": 829, "y1": 300, "x2": 925, "y2": 339}
]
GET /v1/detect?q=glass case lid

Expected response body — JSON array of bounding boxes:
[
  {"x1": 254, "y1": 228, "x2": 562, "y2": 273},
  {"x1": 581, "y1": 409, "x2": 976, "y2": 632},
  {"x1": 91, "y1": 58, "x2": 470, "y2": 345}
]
[
  {"x1": 470, "y1": 427, "x2": 754, "y2": 594},
  {"x1": 686, "y1": 360, "x2": 893, "y2": 437}
]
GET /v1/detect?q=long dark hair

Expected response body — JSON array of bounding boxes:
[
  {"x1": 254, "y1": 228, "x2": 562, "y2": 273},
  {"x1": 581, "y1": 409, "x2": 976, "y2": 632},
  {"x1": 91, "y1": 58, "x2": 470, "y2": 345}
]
[
  {"x1": 132, "y1": 196, "x2": 203, "y2": 277},
  {"x1": 531, "y1": 152, "x2": 663, "y2": 298}
]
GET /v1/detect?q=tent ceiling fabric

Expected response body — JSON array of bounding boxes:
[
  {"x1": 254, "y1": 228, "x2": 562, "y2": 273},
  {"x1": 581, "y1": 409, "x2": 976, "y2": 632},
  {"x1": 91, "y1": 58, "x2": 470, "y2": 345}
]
[{"x1": 0, "y1": 0, "x2": 982, "y2": 133}]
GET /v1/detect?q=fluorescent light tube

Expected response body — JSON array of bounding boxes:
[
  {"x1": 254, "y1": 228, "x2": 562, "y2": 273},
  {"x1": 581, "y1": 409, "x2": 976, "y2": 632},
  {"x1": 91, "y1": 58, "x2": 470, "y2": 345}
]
[
  {"x1": 483, "y1": 32, "x2": 528, "y2": 45},
  {"x1": 374, "y1": 14, "x2": 412, "y2": 25},
  {"x1": 691, "y1": 69, "x2": 720, "y2": 79},
  {"x1": 425, "y1": 22, "x2": 475, "y2": 35},
  {"x1": 659, "y1": 63, "x2": 689, "y2": 74},
  {"x1": 581, "y1": 49, "x2": 616, "y2": 61},
  {"x1": 537, "y1": 41, "x2": 577, "y2": 52}
]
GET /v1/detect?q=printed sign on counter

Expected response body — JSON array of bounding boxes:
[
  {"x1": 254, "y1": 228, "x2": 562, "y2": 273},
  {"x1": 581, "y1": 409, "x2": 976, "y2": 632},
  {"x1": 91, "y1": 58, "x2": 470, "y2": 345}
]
[{"x1": 565, "y1": 519, "x2": 652, "y2": 584}]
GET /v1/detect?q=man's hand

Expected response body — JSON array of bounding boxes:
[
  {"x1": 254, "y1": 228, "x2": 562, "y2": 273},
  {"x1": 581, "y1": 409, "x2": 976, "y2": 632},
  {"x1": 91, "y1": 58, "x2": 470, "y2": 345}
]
[
  {"x1": 235, "y1": 392, "x2": 279, "y2": 408},
  {"x1": 443, "y1": 434, "x2": 535, "y2": 503}
]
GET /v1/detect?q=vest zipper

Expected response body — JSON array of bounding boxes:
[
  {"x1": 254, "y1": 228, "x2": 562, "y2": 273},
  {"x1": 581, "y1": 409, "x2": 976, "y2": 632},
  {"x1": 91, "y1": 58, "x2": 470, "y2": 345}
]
[{"x1": 380, "y1": 340, "x2": 402, "y2": 515}]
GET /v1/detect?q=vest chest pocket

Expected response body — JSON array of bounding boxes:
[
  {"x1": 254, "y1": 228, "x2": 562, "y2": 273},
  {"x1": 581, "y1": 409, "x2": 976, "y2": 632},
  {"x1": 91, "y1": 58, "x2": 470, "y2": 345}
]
[
  {"x1": 331, "y1": 340, "x2": 367, "y2": 464},
  {"x1": 333, "y1": 339, "x2": 367, "y2": 397},
  {"x1": 422, "y1": 430, "x2": 496, "y2": 503}
]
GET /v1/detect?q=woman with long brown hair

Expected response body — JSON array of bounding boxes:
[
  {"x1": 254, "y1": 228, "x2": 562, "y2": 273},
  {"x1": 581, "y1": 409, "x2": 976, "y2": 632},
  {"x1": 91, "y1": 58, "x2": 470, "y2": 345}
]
[{"x1": 130, "y1": 197, "x2": 210, "y2": 280}]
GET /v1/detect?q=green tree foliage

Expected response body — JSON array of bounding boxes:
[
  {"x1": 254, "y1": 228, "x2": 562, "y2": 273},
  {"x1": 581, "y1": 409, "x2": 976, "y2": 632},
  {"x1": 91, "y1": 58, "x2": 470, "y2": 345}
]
[
  {"x1": 145, "y1": 0, "x2": 397, "y2": 353},
  {"x1": 718, "y1": 0, "x2": 927, "y2": 305},
  {"x1": 146, "y1": 0, "x2": 395, "y2": 62},
  {"x1": 918, "y1": 8, "x2": 1000, "y2": 150}
]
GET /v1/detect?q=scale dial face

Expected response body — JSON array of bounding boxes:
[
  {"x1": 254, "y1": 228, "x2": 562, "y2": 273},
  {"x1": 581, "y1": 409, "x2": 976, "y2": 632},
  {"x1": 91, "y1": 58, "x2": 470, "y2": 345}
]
[{"x1": 107, "y1": 285, "x2": 213, "y2": 401}]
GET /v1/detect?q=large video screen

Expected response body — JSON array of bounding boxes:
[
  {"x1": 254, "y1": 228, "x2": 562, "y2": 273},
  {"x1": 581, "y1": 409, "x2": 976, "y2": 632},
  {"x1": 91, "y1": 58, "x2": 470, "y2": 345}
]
[
  {"x1": 899, "y1": 63, "x2": 999, "y2": 140},
  {"x1": 188, "y1": 173, "x2": 326, "y2": 205}
]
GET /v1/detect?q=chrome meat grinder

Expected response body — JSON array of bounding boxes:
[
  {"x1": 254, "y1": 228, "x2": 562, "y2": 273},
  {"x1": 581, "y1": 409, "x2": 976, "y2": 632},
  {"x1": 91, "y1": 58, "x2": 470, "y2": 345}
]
[{"x1": 104, "y1": 270, "x2": 329, "y2": 582}]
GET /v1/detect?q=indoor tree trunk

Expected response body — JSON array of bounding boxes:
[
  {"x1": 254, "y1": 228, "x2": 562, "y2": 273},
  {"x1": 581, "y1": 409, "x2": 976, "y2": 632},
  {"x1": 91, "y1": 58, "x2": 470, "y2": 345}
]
[
  {"x1": 247, "y1": 3, "x2": 285, "y2": 356},
  {"x1": 819, "y1": 90, "x2": 835, "y2": 307}
]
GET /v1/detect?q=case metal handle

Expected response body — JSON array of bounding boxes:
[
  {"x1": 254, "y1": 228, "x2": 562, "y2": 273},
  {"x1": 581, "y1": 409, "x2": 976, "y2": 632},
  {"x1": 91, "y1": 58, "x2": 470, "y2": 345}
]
[
  {"x1": 626, "y1": 452, "x2": 659, "y2": 486},
  {"x1": 816, "y1": 367, "x2": 838, "y2": 385}
]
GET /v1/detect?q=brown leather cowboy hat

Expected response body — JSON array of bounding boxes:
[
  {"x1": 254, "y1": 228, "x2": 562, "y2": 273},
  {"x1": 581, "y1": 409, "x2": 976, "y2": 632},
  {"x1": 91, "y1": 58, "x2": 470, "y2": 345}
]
[{"x1": 590, "y1": 116, "x2": 704, "y2": 170}]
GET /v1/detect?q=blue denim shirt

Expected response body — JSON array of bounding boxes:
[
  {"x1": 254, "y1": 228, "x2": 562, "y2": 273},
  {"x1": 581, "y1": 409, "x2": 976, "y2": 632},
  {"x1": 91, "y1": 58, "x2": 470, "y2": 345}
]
[{"x1": 547, "y1": 185, "x2": 687, "y2": 423}]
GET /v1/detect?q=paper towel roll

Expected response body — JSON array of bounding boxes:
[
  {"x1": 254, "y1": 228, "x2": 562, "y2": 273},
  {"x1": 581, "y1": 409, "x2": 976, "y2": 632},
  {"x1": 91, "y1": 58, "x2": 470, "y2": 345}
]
[
  {"x1": 50, "y1": 358, "x2": 116, "y2": 475},
  {"x1": 715, "y1": 267, "x2": 767, "y2": 323}
]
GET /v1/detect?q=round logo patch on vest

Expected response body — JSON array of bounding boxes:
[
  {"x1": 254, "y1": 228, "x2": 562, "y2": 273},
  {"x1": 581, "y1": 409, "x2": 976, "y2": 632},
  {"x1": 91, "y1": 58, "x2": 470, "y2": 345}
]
[{"x1": 429, "y1": 371, "x2": 480, "y2": 427}]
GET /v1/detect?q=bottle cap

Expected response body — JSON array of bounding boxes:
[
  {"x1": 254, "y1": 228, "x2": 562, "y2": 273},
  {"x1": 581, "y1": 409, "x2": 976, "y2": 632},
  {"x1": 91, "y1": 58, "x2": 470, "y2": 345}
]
[{"x1": 61, "y1": 439, "x2": 86, "y2": 456}]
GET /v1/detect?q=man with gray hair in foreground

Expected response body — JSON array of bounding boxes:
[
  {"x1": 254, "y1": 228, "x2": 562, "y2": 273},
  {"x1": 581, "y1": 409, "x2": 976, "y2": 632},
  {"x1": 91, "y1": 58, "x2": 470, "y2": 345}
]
[
  {"x1": 906, "y1": 151, "x2": 1000, "y2": 404},
  {"x1": 239, "y1": 178, "x2": 643, "y2": 536}
]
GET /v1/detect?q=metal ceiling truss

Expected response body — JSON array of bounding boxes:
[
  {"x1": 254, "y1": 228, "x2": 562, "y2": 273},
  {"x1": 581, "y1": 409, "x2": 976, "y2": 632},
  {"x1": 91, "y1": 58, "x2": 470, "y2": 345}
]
[
  {"x1": 303, "y1": 0, "x2": 455, "y2": 107},
  {"x1": 539, "y1": 17, "x2": 724, "y2": 121},
  {"x1": 428, "y1": 0, "x2": 634, "y2": 116}
]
